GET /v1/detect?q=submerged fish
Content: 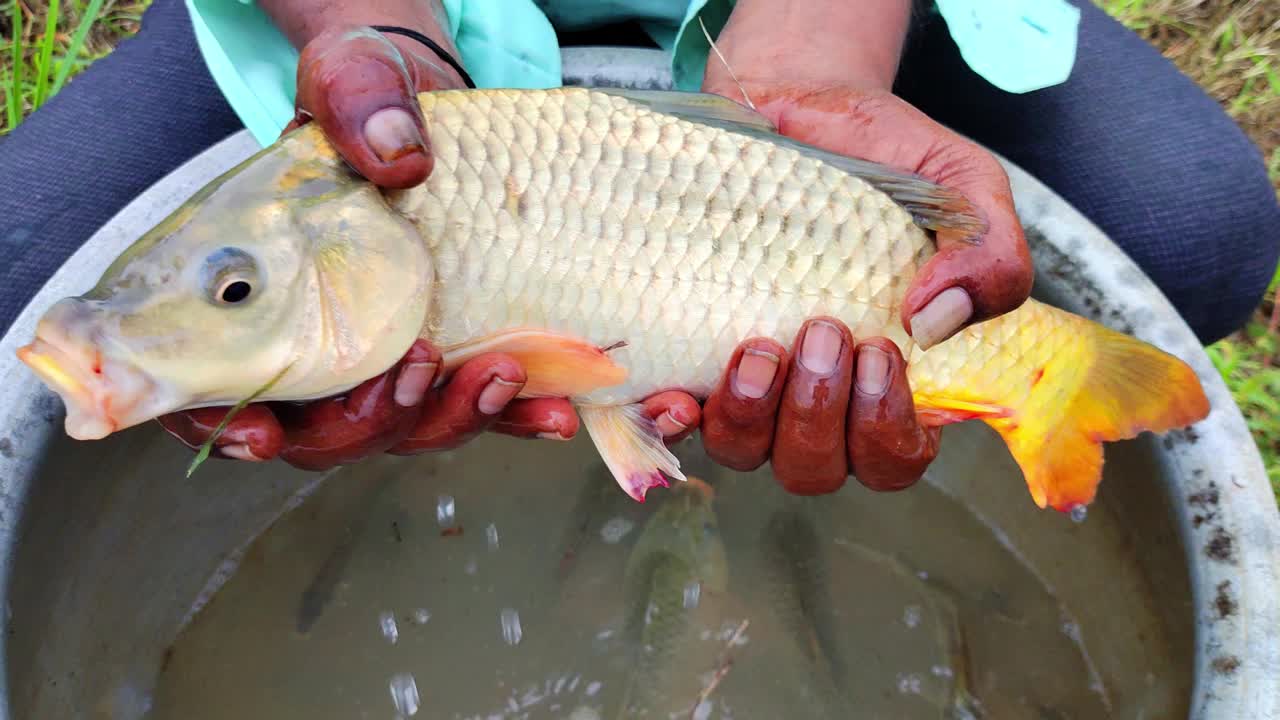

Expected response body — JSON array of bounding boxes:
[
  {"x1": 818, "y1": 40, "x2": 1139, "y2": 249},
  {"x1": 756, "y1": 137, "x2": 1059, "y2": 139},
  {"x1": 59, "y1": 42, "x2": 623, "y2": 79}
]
[
  {"x1": 757, "y1": 508, "x2": 849, "y2": 718},
  {"x1": 616, "y1": 475, "x2": 729, "y2": 718},
  {"x1": 15, "y1": 87, "x2": 1209, "y2": 510}
]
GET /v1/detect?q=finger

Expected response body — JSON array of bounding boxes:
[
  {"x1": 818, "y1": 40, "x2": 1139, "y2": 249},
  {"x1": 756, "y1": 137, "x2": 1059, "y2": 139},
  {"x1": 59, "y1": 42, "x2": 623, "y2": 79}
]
[
  {"x1": 899, "y1": 146, "x2": 1032, "y2": 348},
  {"x1": 701, "y1": 338, "x2": 789, "y2": 471},
  {"x1": 641, "y1": 391, "x2": 702, "y2": 445},
  {"x1": 294, "y1": 26, "x2": 432, "y2": 188},
  {"x1": 847, "y1": 338, "x2": 940, "y2": 491},
  {"x1": 388, "y1": 353, "x2": 526, "y2": 454},
  {"x1": 155, "y1": 404, "x2": 285, "y2": 462},
  {"x1": 491, "y1": 398, "x2": 580, "y2": 441},
  {"x1": 275, "y1": 341, "x2": 440, "y2": 471},
  {"x1": 770, "y1": 318, "x2": 855, "y2": 494}
]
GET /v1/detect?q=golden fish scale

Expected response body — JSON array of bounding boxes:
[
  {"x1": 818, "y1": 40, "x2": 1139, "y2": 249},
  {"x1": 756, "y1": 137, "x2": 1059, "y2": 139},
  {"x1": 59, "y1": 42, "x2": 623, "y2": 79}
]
[
  {"x1": 907, "y1": 302, "x2": 1090, "y2": 419},
  {"x1": 393, "y1": 88, "x2": 1060, "y2": 409}
]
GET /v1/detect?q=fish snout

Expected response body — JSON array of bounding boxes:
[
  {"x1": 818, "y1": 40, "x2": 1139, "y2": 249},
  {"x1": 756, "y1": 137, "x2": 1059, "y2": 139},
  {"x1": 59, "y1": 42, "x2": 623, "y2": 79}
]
[{"x1": 16, "y1": 298, "x2": 166, "y2": 440}]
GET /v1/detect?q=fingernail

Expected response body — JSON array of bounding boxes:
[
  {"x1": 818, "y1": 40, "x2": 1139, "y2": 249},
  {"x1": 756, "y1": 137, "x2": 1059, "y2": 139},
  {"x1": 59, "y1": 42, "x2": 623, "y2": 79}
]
[
  {"x1": 856, "y1": 346, "x2": 890, "y2": 395},
  {"x1": 799, "y1": 321, "x2": 843, "y2": 375},
  {"x1": 735, "y1": 348, "x2": 779, "y2": 399},
  {"x1": 910, "y1": 287, "x2": 973, "y2": 350},
  {"x1": 395, "y1": 362, "x2": 437, "y2": 407},
  {"x1": 656, "y1": 410, "x2": 688, "y2": 438},
  {"x1": 478, "y1": 377, "x2": 522, "y2": 415},
  {"x1": 222, "y1": 444, "x2": 263, "y2": 462},
  {"x1": 536, "y1": 431, "x2": 571, "y2": 441},
  {"x1": 364, "y1": 107, "x2": 425, "y2": 162}
]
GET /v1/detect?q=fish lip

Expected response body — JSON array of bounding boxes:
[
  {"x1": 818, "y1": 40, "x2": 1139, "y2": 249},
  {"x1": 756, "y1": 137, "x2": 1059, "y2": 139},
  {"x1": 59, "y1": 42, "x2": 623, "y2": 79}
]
[{"x1": 16, "y1": 329, "x2": 161, "y2": 440}]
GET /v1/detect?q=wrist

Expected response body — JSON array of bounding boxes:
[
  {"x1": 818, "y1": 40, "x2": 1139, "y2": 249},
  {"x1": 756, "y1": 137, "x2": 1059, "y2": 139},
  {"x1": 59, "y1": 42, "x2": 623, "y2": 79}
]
[
  {"x1": 261, "y1": 0, "x2": 466, "y2": 86},
  {"x1": 704, "y1": 0, "x2": 911, "y2": 93}
]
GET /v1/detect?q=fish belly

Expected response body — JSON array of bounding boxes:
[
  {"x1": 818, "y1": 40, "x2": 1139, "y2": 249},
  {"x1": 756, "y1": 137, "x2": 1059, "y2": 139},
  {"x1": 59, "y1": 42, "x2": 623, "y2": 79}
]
[{"x1": 393, "y1": 87, "x2": 933, "y2": 405}]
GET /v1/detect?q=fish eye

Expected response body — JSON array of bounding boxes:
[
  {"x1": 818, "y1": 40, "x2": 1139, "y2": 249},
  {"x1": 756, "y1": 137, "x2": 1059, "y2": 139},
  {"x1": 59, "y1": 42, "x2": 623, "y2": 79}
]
[{"x1": 200, "y1": 247, "x2": 260, "y2": 307}]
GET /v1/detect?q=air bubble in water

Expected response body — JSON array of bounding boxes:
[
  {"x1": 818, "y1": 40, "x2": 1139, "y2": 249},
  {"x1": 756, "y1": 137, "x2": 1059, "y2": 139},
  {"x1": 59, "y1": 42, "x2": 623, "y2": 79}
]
[
  {"x1": 501, "y1": 608, "x2": 523, "y2": 645},
  {"x1": 930, "y1": 664, "x2": 954, "y2": 678},
  {"x1": 465, "y1": 556, "x2": 478, "y2": 575},
  {"x1": 379, "y1": 611, "x2": 399, "y2": 644},
  {"x1": 486, "y1": 523, "x2": 500, "y2": 550},
  {"x1": 585, "y1": 681, "x2": 603, "y2": 697},
  {"x1": 389, "y1": 673, "x2": 420, "y2": 716},
  {"x1": 902, "y1": 605, "x2": 922, "y2": 629},
  {"x1": 896, "y1": 673, "x2": 923, "y2": 695},
  {"x1": 1070, "y1": 505, "x2": 1088, "y2": 524},
  {"x1": 412, "y1": 608, "x2": 431, "y2": 625},
  {"x1": 683, "y1": 581, "x2": 701, "y2": 609},
  {"x1": 437, "y1": 495, "x2": 456, "y2": 527},
  {"x1": 600, "y1": 516, "x2": 634, "y2": 544}
]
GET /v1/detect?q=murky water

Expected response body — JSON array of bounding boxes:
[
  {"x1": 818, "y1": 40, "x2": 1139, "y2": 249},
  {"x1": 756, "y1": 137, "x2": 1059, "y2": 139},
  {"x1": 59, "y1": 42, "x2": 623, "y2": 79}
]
[{"x1": 135, "y1": 428, "x2": 1188, "y2": 720}]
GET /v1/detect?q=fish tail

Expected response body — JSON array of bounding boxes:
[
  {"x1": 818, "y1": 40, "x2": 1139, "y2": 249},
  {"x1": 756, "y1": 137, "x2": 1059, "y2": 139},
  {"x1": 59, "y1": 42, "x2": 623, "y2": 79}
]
[{"x1": 913, "y1": 300, "x2": 1209, "y2": 512}]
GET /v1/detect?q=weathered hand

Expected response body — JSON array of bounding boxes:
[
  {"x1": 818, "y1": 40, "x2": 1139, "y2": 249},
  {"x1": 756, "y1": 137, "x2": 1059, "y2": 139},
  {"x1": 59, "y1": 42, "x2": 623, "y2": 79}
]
[
  {"x1": 667, "y1": 67, "x2": 1032, "y2": 493},
  {"x1": 156, "y1": 25, "x2": 585, "y2": 470},
  {"x1": 698, "y1": 322, "x2": 940, "y2": 494}
]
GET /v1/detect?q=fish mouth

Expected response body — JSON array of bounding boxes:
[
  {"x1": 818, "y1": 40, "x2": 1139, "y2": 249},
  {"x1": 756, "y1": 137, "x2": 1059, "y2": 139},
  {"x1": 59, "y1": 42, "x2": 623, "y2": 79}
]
[{"x1": 16, "y1": 323, "x2": 168, "y2": 440}]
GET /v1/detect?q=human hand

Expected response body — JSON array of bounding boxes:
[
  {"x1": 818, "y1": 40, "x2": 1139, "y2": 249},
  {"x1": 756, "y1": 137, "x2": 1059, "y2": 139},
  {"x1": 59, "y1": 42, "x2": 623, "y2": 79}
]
[
  {"x1": 698, "y1": 321, "x2": 940, "y2": 494},
  {"x1": 666, "y1": 0, "x2": 1032, "y2": 494}
]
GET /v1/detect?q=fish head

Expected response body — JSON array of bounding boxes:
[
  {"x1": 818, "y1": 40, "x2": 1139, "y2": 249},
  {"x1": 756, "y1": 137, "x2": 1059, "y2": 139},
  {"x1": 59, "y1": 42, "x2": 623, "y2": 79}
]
[{"x1": 17, "y1": 125, "x2": 433, "y2": 440}]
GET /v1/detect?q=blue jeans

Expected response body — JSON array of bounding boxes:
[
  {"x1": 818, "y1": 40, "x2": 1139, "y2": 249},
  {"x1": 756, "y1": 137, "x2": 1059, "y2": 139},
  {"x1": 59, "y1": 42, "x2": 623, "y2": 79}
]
[{"x1": 1, "y1": 0, "x2": 1276, "y2": 344}]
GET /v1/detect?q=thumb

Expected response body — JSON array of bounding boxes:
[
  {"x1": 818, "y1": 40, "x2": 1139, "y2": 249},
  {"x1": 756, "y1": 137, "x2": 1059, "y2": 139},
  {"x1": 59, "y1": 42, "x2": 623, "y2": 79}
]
[
  {"x1": 898, "y1": 142, "x2": 1033, "y2": 349},
  {"x1": 293, "y1": 26, "x2": 433, "y2": 189}
]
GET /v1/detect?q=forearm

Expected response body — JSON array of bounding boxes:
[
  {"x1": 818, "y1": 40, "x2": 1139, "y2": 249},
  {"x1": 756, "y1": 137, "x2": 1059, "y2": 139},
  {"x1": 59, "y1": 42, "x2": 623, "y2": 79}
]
[
  {"x1": 260, "y1": 0, "x2": 461, "y2": 74},
  {"x1": 708, "y1": 0, "x2": 912, "y2": 92}
]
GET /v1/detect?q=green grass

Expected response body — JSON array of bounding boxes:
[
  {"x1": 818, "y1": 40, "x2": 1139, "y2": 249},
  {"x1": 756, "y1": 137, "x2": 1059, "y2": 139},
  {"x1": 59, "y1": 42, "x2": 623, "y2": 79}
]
[
  {"x1": 2, "y1": 0, "x2": 1279, "y2": 498},
  {"x1": 1, "y1": 0, "x2": 146, "y2": 134}
]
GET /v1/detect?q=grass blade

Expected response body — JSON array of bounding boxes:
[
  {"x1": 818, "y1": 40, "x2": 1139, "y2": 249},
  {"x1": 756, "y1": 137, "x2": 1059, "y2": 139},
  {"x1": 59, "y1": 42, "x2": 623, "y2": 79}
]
[
  {"x1": 8, "y1": 0, "x2": 25, "y2": 131},
  {"x1": 2, "y1": 66, "x2": 13, "y2": 132},
  {"x1": 51, "y1": 0, "x2": 105, "y2": 95},
  {"x1": 32, "y1": 0, "x2": 59, "y2": 108},
  {"x1": 185, "y1": 363, "x2": 294, "y2": 478}
]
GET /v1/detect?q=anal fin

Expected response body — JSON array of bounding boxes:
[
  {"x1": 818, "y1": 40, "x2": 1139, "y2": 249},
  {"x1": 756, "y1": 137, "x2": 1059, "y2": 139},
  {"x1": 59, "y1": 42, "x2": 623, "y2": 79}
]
[
  {"x1": 441, "y1": 328, "x2": 628, "y2": 398},
  {"x1": 579, "y1": 404, "x2": 685, "y2": 502}
]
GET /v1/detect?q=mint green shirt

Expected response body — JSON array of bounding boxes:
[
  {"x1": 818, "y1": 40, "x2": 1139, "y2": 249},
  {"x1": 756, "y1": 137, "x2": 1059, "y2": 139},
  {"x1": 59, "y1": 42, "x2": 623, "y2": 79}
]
[{"x1": 185, "y1": 0, "x2": 1081, "y2": 147}]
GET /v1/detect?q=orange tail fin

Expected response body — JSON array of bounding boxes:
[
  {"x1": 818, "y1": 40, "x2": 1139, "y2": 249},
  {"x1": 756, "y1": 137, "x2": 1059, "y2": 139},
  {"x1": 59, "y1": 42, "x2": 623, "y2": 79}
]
[{"x1": 914, "y1": 304, "x2": 1210, "y2": 512}]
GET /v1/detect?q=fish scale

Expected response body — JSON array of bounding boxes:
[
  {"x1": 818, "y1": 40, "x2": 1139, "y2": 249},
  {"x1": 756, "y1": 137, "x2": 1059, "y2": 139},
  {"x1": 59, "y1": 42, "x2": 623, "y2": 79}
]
[{"x1": 398, "y1": 88, "x2": 926, "y2": 406}]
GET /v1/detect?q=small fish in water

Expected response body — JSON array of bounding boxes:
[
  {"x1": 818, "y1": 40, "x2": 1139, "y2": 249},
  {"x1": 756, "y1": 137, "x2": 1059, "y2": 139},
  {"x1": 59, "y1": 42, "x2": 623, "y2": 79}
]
[
  {"x1": 758, "y1": 508, "x2": 850, "y2": 719},
  {"x1": 16, "y1": 87, "x2": 1208, "y2": 511},
  {"x1": 617, "y1": 476, "x2": 728, "y2": 718}
]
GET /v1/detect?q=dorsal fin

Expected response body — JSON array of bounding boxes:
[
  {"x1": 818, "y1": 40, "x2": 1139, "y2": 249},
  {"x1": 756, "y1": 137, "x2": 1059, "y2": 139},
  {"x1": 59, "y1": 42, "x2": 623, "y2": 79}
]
[
  {"x1": 595, "y1": 88, "x2": 986, "y2": 240},
  {"x1": 596, "y1": 88, "x2": 776, "y2": 133}
]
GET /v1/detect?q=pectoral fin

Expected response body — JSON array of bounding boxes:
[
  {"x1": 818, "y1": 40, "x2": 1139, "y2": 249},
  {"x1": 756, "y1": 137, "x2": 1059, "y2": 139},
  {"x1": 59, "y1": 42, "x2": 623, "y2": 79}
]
[
  {"x1": 441, "y1": 329, "x2": 628, "y2": 398},
  {"x1": 579, "y1": 404, "x2": 685, "y2": 503}
]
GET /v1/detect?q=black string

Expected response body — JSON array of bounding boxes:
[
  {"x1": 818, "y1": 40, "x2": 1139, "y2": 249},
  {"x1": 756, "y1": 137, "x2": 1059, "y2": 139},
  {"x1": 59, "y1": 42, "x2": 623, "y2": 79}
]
[{"x1": 371, "y1": 25, "x2": 477, "y2": 89}]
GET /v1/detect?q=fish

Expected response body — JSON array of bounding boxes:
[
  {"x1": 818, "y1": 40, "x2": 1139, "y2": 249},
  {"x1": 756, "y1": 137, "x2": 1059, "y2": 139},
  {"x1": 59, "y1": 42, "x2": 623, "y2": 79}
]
[
  {"x1": 757, "y1": 507, "x2": 850, "y2": 718},
  {"x1": 14, "y1": 87, "x2": 1210, "y2": 511},
  {"x1": 616, "y1": 475, "x2": 729, "y2": 718}
]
